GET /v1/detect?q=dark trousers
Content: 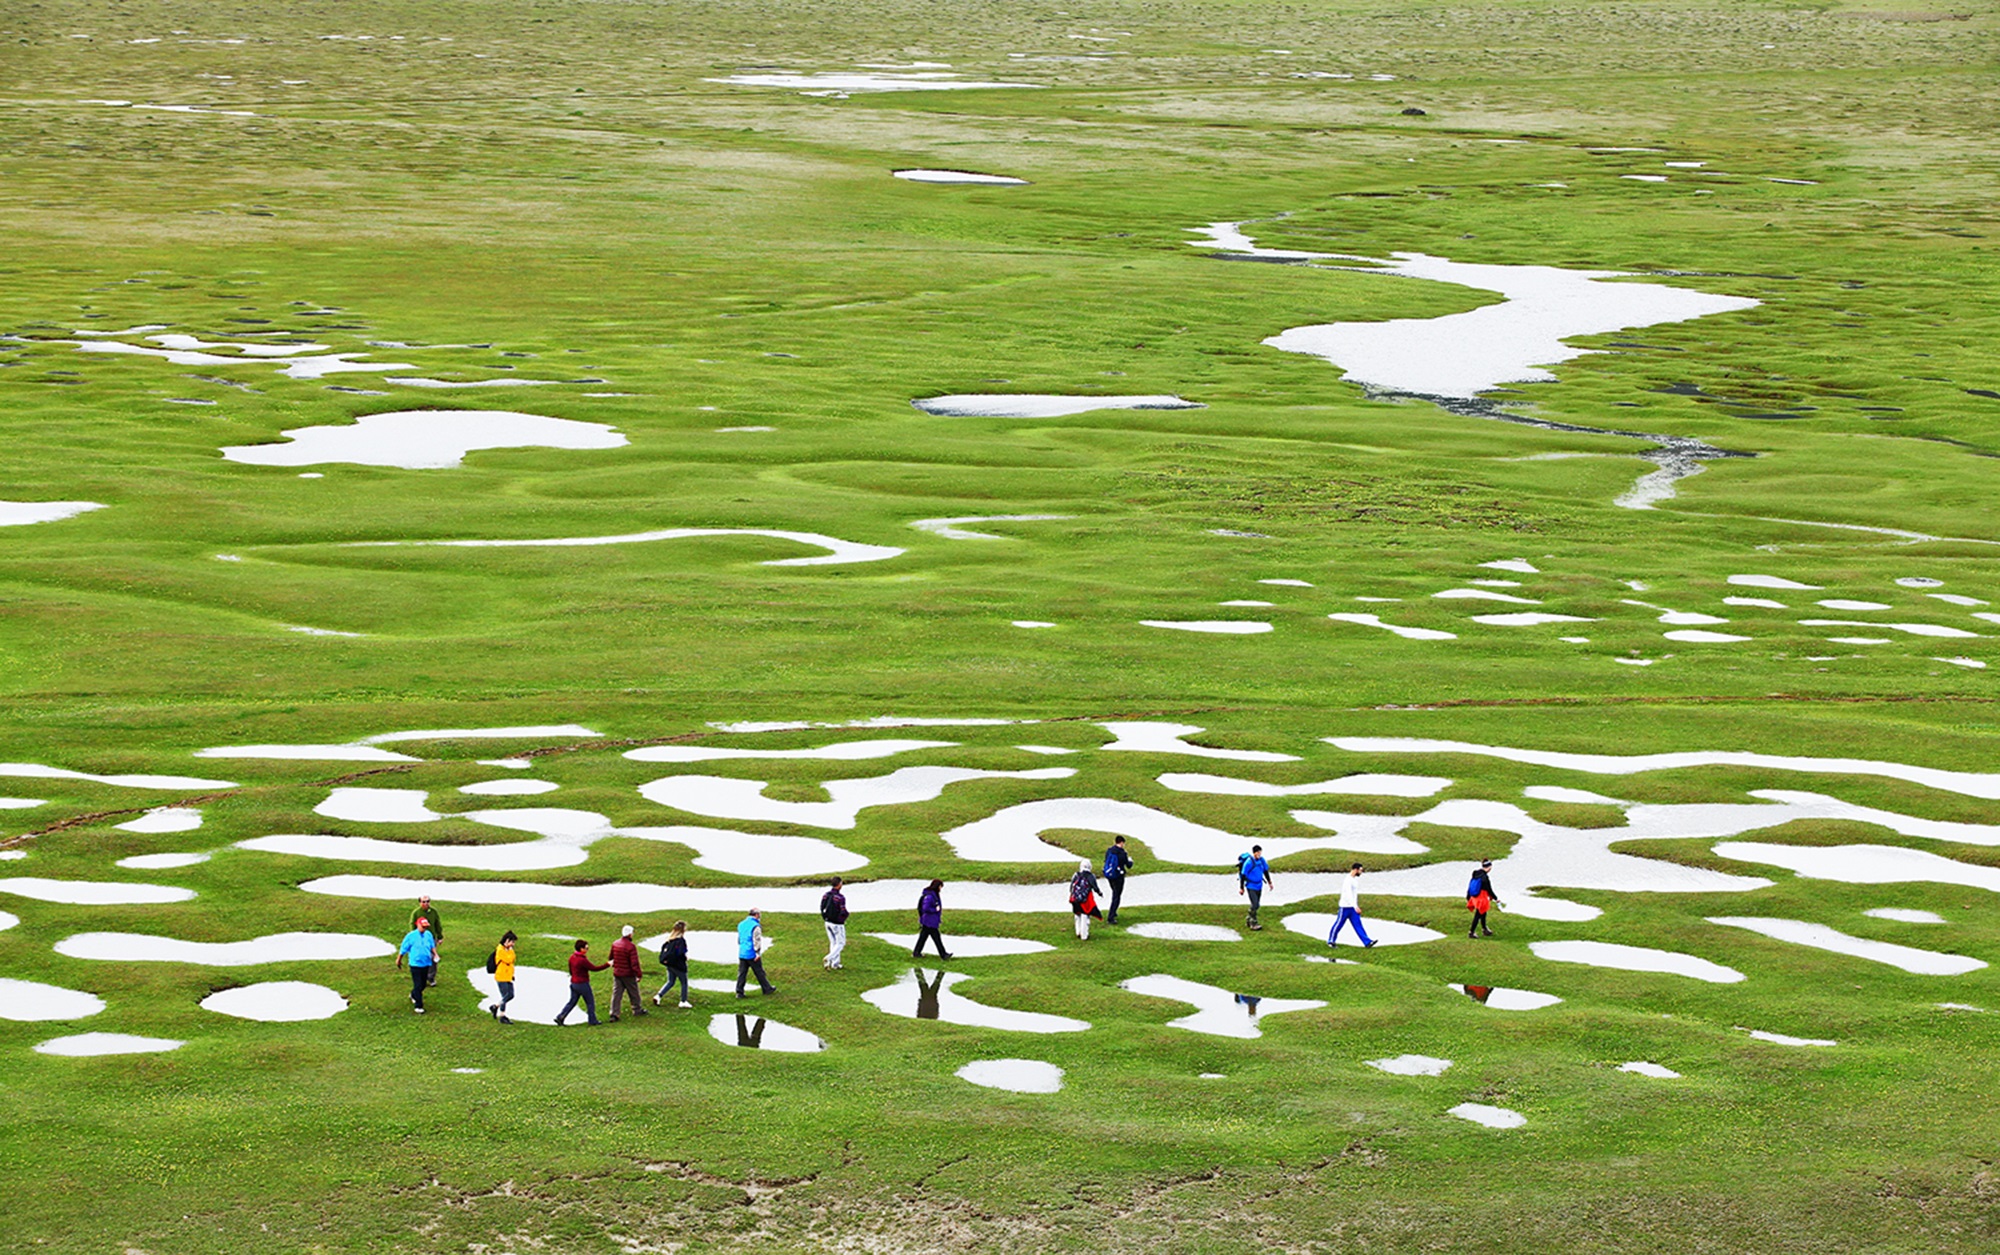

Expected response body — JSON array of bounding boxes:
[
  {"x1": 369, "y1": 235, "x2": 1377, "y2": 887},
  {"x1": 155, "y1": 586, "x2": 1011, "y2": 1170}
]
[
  {"x1": 557, "y1": 981, "x2": 599, "y2": 1025},
  {"x1": 1105, "y1": 874, "x2": 1126, "y2": 923},
  {"x1": 736, "y1": 957, "x2": 774, "y2": 995},
  {"x1": 1469, "y1": 909, "x2": 1491, "y2": 936},
  {"x1": 409, "y1": 964, "x2": 432, "y2": 1008},
  {"x1": 611, "y1": 975, "x2": 646, "y2": 1017},
  {"x1": 1245, "y1": 888, "x2": 1263, "y2": 926},
  {"x1": 656, "y1": 968, "x2": 689, "y2": 1003},
  {"x1": 912, "y1": 926, "x2": 948, "y2": 957}
]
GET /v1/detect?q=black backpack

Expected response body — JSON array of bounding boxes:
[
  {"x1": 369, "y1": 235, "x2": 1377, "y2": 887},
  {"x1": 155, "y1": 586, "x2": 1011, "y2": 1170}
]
[
  {"x1": 659, "y1": 940, "x2": 674, "y2": 965},
  {"x1": 484, "y1": 947, "x2": 499, "y2": 974}
]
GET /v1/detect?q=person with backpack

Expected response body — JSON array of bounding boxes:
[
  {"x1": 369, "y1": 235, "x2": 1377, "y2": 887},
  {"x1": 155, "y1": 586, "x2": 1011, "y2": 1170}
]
[
  {"x1": 912, "y1": 879, "x2": 951, "y2": 960},
  {"x1": 555, "y1": 938, "x2": 608, "y2": 1026},
  {"x1": 1327, "y1": 862, "x2": 1378, "y2": 949},
  {"x1": 486, "y1": 930, "x2": 517, "y2": 1023},
  {"x1": 1101, "y1": 835, "x2": 1133, "y2": 924},
  {"x1": 608, "y1": 924, "x2": 648, "y2": 1021},
  {"x1": 654, "y1": 921, "x2": 692, "y2": 1008},
  {"x1": 1466, "y1": 859, "x2": 1502, "y2": 938},
  {"x1": 394, "y1": 916, "x2": 438, "y2": 1013},
  {"x1": 736, "y1": 908, "x2": 778, "y2": 997},
  {"x1": 410, "y1": 895, "x2": 443, "y2": 987},
  {"x1": 1239, "y1": 845, "x2": 1273, "y2": 930},
  {"x1": 1069, "y1": 859, "x2": 1103, "y2": 940},
  {"x1": 820, "y1": 877, "x2": 850, "y2": 970}
]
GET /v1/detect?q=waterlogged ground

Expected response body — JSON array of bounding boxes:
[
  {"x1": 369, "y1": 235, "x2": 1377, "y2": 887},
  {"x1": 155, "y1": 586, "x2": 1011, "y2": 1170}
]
[{"x1": 2, "y1": 1, "x2": 2000, "y2": 1253}]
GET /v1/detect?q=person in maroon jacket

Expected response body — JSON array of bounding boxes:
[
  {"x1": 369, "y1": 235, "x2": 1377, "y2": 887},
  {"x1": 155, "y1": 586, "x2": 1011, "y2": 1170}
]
[
  {"x1": 607, "y1": 924, "x2": 649, "y2": 1021},
  {"x1": 555, "y1": 938, "x2": 608, "y2": 1027}
]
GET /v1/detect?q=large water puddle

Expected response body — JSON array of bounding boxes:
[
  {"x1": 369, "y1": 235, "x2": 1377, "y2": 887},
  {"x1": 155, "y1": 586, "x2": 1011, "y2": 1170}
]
[
  {"x1": 1098, "y1": 721, "x2": 1299, "y2": 762},
  {"x1": 0, "y1": 501, "x2": 104, "y2": 527},
  {"x1": 0, "y1": 762, "x2": 232, "y2": 789},
  {"x1": 1140, "y1": 620, "x2": 1273, "y2": 634},
  {"x1": 115, "y1": 807, "x2": 203, "y2": 834},
  {"x1": 861, "y1": 968, "x2": 1088, "y2": 1033},
  {"x1": 116, "y1": 852, "x2": 210, "y2": 870},
  {"x1": 956, "y1": 1058, "x2": 1064, "y2": 1092},
  {"x1": 864, "y1": 933, "x2": 1054, "y2": 957},
  {"x1": 1705, "y1": 916, "x2": 1985, "y2": 975},
  {"x1": 626, "y1": 737, "x2": 955, "y2": 763},
  {"x1": 894, "y1": 170, "x2": 1027, "y2": 185},
  {"x1": 1713, "y1": 842, "x2": 2000, "y2": 894},
  {"x1": 55, "y1": 931, "x2": 392, "y2": 965},
  {"x1": 1530, "y1": 939, "x2": 1744, "y2": 983},
  {"x1": 0, "y1": 977, "x2": 105, "y2": 1021},
  {"x1": 706, "y1": 1012, "x2": 826, "y2": 1052},
  {"x1": 910, "y1": 515, "x2": 1071, "y2": 541},
  {"x1": 1160, "y1": 771, "x2": 1449, "y2": 799},
  {"x1": 0, "y1": 878, "x2": 195, "y2": 905},
  {"x1": 200, "y1": 980, "x2": 349, "y2": 1021},
  {"x1": 1618, "y1": 1061, "x2": 1682, "y2": 1079},
  {"x1": 316, "y1": 788, "x2": 440, "y2": 823},
  {"x1": 1126, "y1": 922, "x2": 1240, "y2": 942},
  {"x1": 220, "y1": 409, "x2": 626, "y2": 469},
  {"x1": 34, "y1": 1032, "x2": 182, "y2": 1056},
  {"x1": 1450, "y1": 984, "x2": 1562, "y2": 1011},
  {"x1": 1281, "y1": 913, "x2": 1444, "y2": 948},
  {"x1": 346, "y1": 527, "x2": 904, "y2": 567},
  {"x1": 1118, "y1": 974, "x2": 1324, "y2": 1038},
  {"x1": 913, "y1": 394, "x2": 1201, "y2": 418},
  {"x1": 1326, "y1": 612, "x2": 1457, "y2": 641},
  {"x1": 1864, "y1": 908, "x2": 1945, "y2": 924},
  {"x1": 640, "y1": 765, "x2": 1073, "y2": 830},
  {"x1": 711, "y1": 71, "x2": 1041, "y2": 93},
  {"x1": 941, "y1": 797, "x2": 1395, "y2": 865}
]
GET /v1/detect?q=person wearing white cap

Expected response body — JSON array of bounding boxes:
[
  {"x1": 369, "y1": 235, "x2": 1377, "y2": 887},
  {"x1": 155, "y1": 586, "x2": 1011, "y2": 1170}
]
[
  {"x1": 1068, "y1": 859, "x2": 1103, "y2": 941},
  {"x1": 608, "y1": 924, "x2": 648, "y2": 1021}
]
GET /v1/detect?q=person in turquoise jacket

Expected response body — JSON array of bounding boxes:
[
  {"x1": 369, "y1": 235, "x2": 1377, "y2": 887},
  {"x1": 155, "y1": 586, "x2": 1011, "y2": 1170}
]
[
  {"x1": 735, "y1": 909, "x2": 777, "y2": 998},
  {"x1": 395, "y1": 917, "x2": 438, "y2": 1013}
]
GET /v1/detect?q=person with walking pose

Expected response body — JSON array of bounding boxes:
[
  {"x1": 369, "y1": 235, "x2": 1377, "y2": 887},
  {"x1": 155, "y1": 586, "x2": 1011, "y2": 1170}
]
[
  {"x1": 1327, "y1": 862, "x2": 1378, "y2": 949},
  {"x1": 410, "y1": 894, "x2": 443, "y2": 987},
  {"x1": 736, "y1": 908, "x2": 778, "y2": 997},
  {"x1": 1102, "y1": 835, "x2": 1133, "y2": 924},
  {"x1": 821, "y1": 877, "x2": 850, "y2": 970},
  {"x1": 912, "y1": 879, "x2": 952, "y2": 959},
  {"x1": 1069, "y1": 859, "x2": 1104, "y2": 940},
  {"x1": 555, "y1": 938, "x2": 608, "y2": 1026},
  {"x1": 1239, "y1": 845, "x2": 1273, "y2": 930},
  {"x1": 654, "y1": 921, "x2": 692, "y2": 1008},
  {"x1": 395, "y1": 916, "x2": 438, "y2": 1014},
  {"x1": 608, "y1": 924, "x2": 648, "y2": 1021},
  {"x1": 487, "y1": 930, "x2": 517, "y2": 1023},
  {"x1": 1466, "y1": 859, "x2": 1502, "y2": 938}
]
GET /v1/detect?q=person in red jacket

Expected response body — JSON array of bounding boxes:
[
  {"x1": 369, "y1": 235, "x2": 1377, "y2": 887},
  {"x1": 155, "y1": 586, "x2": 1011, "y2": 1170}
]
[
  {"x1": 608, "y1": 924, "x2": 648, "y2": 1021},
  {"x1": 555, "y1": 938, "x2": 608, "y2": 1027}
]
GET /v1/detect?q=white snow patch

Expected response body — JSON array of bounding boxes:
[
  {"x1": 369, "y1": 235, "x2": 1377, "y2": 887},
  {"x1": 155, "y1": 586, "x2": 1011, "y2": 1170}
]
[
  {"x1": 1725, "y1": 597, "x2": 1788, "y2": 609},
  {"x1": 1523, "y1": 786, "x2": 1625, "y2": 805},
  {"x1": 1740, "y1": 1027, "x2": 1835, "y2": 1047},
  {"x1": 1480, "y1": 560, "x2": 1540, "y2": 574},
  {"x1": 1663, "y1": 630, "x2": 1752, "y2": 643}
]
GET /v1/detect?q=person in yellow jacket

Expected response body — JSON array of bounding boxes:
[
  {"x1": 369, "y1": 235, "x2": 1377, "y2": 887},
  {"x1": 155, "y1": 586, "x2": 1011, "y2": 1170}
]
[{"x1": 487, "y1": 930, "x2": 518, "y2": 1024}]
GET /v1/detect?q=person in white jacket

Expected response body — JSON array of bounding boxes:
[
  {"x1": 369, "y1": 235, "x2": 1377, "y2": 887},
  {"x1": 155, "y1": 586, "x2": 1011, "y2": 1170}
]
[{"x1": 1326, "y1": 863, "x2": 1378, "y2": 949}]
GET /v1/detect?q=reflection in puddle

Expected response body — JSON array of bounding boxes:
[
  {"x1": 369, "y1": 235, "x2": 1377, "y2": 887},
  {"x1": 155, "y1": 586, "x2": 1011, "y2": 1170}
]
[
  {"x1": 956, "y1": 1058, "x2": 1064, "y2": 1092},
  {"x1": 861, "y1": 968, "x2": 1088, "y2": 1033},
  {"x1": 706, "y1": 1012, "x2": 826, "y2": 1052},
  {"x1": 1451, "y1": 983, "x2": 1563, "y2": 1011},
  {"x1": 1118, "y1": 974, "x2": 1323, "y2": 1038}
]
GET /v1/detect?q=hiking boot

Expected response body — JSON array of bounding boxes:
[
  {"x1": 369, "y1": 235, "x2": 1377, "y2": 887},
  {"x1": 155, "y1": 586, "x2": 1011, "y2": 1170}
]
[
  {"x1": 607, "y1": 1014, "x2": 620, "y2": 1022},
  {"x1": 489, "y1": 1004, "x2": 499, "y2": 1020}
]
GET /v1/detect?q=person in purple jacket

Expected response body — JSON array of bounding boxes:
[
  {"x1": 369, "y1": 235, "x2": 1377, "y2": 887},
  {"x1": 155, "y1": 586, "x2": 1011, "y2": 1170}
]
[{"x1": 912, "y1": 878, "x2": 952, "y2": 960}]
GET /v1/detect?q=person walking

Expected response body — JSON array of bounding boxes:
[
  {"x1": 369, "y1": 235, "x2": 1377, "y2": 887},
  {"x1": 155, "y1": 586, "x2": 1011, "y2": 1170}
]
[
  {"x1": 1102, "y1": 835, "x2": 1133, "y2": 924},
  {"x1": 395, "y1": 916, "x2": 438, "y2": 1013},
  {"x1": 912, "y1": 879, "x2": 952, "y2": 959},
  {"x1": 820, "y1": 877, "x2": 850, "y2": 970},
  {"x1": 411, "y1": 895, "x2": 444, "y2": 987},
  {"x1": 654, "y1": 921, "x2": 691, "y2": 1008},
  {"x1": 1239, "y1": 845, "x2": 1273, "y2": 930},
  {"x1": 608, "y1": 925, "x2": 648, "y2": 1021},
  {"x1": 735, "y1": 908, "x2": 778, "y2": 998},
  {"x1": 487, "y1": 930, "x2": 518, "y2": 1023},
  {"x1": 1466, "y1": 859, "x2": 1502, "y2": 938},
  {"x1": 1327, "y1": 862, "x2": 1378, "y2": 949},
  {"x1": 555, "y1": 938, "x2": 607, "y2": 1026},
  {"x1": 1069, "y1": 859, "x2": 1103, "y2": 940}
]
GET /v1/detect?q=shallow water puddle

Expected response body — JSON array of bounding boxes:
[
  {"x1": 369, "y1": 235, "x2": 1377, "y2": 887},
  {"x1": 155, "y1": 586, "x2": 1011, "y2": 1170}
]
[
  {"x1": 1158, "y1": 771, "x2": 1448, "y2": 798},
  {"x1": 639, "y1": 765, "x2": 1073, "y2": 829},
  {"x1": 707, "y1": 1013, "x2": 825, "y2": 1052},
  {"x1": 0, "y1": 501, "x2": 105, "y2": 527},
  {"x1": 1706, "y1": 916, "x2": 1984, "y2": 975},
  {"x1": 1664, "y1": 630, "x2": 1753, "y2": 643},
  {"x1": 893, "y1": 169, "x2": 1028, "y2": 185},
  {"x1": 0, "y1": 762, "x2": 232, "y2": 789},
  {"x1": 1261, "y1": 578, "x2": 1314, "y2": 587},
  {"x1": 1523, "y1": 786, "x2": 1625, "y2": 805},
  {"x1": 1531, "y1": 939, "x2": 1743, "y2": 983},
  {"x1": 0, "y1": 877, "x2": 194, "y2": 905},
  {"x1": 222, "y1": 409, "x2": 624, "y2": 469},
  {"x1": 957, "y1": 1058, "x2": 1063, "y2": 1092},
  {"x1": 865, "y1": 933, "x2": 1053, "y2": 956},
  {"x1": 200, "y1": 980, "x2": 349, "y2": 1021},
  {"x1": 458, "y1": 779, "x2": 559, "y2": 796},
  {"x1": 1099, "y1": 721, "x2": 1299, "y2": 762},
  {"x1": 1282, "y1": 913, "x2": 1444, "y2": 948},
  {"x1": 911, "y1": 394, "x2": 1201, "y2": 418},
  {"x1": 1725, "y1": 597, "x2": 1788, "y2": 609},
  {"x1": 196, "y1": 744, "x2": 419, "y2": 762},
  {"x1": 1435, "y1": 588, "x2": 1539, "y2": 604},
  {"x1": 349, "y1": 526, "x2": 903, "y2": 567},
  {"x1": 1714, "y1": 842, "x2": 2000, "y2": 894},
  {"x1": 1219, "y1": 600, "x2": 1275, "y2": 607},
  {"x1": 1739, "y1": 1027, "x2": 1836, "y2": 1047},
  {"x1": 1729, "y1": 575, "x2": 1821, "y2": 591},
  {"x1": 942, "y1": 796, "x2": 1375, "y2": 865},
  {"x1": 0, "y1": 977, "x2": 105, "y2": 1021},
  {"x1": 1127, "y1": 922, "x2": 1240, "y2": 942},
  {"x1": 1618, "y1": 1061, "x2": 1682, "y2": 1078},
  {"x1": 56, "y1": 930, "x2": 393, "y2": 965},
  {"x1": 908, "y1": 515, "x2": 1069, "y2": 541},
  {"x1": 1367, "y1": 1054, "x2": 1452, "y2": 1076},
  {"x1": 1475, "y1": 613, "x2": 1596, "y2": 627},
  {"x1": 316, "y1": 788, "x2": 440, "y2": 824},
  {"x1": 1119, "y1": 974, "x2": 1323, "y2": 1038},
  {"x1": 1140, "y1": 620, "x2": 1273, "y2": 634},
  {"x1": 33, "y1": 1032, "x2": 182, "y2": 1056},
  {"x1": 1451, "y1": 984, "x2": 1562, "y2": 1011},
  {"x1": 711, "y1": 71, "x2": 1042, "y2": 93},
  {"x1": 1326, "y1": 613, "x2": 1456, "y2": 641},
  {"x1": 1448, "y1": 1102, "x2": 1525, "y2": 1129},
  {"x1": 1865, "y1": 908, "x2": 1946, "y2": 924},
  {"x1": 115, "y1": 807, "x2": 202, "y2": 834},
  {"x1": 863, "y1": 968, "x2": 1088, "y2": 1032},
  {"x1": 1799, "y1": 619, "x2": 1977, "y2": 639}
]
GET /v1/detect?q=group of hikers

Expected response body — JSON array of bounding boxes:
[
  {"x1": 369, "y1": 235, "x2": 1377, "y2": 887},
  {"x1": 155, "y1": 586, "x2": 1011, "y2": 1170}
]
[{"x1": 392, "y1": 844, "x2": 1506, "y2": 1021}]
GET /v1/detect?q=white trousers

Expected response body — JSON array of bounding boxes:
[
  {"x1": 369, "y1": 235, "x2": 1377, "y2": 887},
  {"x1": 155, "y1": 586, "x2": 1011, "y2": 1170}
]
[
  {"x1": 1074, "y1": 912, "x2": 1090, "y2": 940},
  {"x1": 824, "y1": 921, "x2": 846, "y2": 966}
]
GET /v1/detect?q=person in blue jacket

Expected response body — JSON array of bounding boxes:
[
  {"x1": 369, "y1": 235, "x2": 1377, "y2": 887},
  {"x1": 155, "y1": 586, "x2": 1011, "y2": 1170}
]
[
  {"x1": 735, "y1": 908, "x2": 777, "y2": 998},
  {"x1": 1102, "y1": 835, "x2": 1134, "y2": 924},
  {"x1": 394, "y1": 917, "x2": 437, "y2": 1014},
  {"x1": 1239, "y1": 845, "x2": 1273, "y2": 930}
]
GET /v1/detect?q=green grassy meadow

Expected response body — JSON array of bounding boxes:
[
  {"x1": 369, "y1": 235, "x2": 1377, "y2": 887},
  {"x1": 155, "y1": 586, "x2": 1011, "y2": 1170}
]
[{"x1": 2, "y1": 1, "x2": 1999, "y2": 1250}]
